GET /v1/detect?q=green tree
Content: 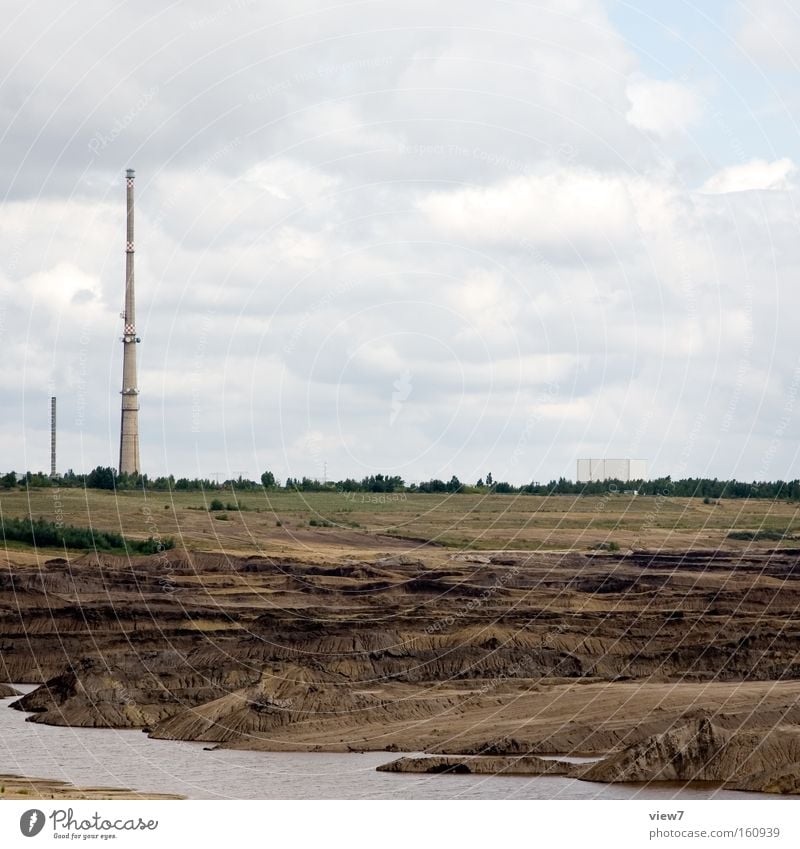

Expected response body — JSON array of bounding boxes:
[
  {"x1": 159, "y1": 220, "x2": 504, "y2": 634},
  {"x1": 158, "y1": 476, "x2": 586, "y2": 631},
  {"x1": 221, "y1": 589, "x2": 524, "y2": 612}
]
[
  {"x1": 86, "y1": 466, "x2": 116, "y2": 490},
  {"x1": 447, "y1": 475, "x2": 463, "y2": 493},
  {"x1": 261, "y1": 470, "x2": 276, "y2": 488}
]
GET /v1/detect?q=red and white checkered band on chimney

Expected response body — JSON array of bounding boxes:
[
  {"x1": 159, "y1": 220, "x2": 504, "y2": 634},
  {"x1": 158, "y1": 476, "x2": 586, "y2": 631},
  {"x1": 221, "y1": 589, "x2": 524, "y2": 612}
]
[
  {"x1": 124, "y1": 324, "x2": 135, "y2": 335},
  {"x1": 126, "y1": 241, "x2": 134, "y2": 252},
  {"x1": 127, "y1": 178, "x2": 134, "y2": 188}
]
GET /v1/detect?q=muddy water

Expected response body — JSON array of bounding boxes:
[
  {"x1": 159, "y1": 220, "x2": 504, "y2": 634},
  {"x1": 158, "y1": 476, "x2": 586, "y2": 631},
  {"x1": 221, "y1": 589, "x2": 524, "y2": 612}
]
[{"x1": 0, "y1": 688, "x2": 780, "y2": 800}]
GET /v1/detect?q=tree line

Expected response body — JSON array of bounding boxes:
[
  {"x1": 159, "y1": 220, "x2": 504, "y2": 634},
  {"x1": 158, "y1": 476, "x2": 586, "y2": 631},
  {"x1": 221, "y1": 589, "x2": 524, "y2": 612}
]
[
  {"x1": 0, "y1": 515, "x2": 173, "y2": 554},
  {"x1": 3, "y1": 467, "x2": 800, "y2": 500}
]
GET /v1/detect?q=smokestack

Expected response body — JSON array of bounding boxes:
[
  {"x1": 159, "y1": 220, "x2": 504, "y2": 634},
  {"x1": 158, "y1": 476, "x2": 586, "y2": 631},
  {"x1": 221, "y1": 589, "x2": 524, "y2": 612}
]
[
  {"x1": 118, "y1": 168, "x2": 141, "y2": 476},
  {"x1": 50, "y1": 396, "x2": 56, "y2": 477}
]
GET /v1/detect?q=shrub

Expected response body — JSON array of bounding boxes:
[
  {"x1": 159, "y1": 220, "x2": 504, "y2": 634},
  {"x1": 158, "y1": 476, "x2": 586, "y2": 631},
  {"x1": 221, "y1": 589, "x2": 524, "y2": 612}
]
[
  {"x1": 208, "y1": 498, "x2": 225, "y2": 511},
  {"x1": 224, "y1": 501, "x2": 249, "y2": 511},
  {"x1": 727, "y1": 529, "x2": 786, "y2": 541},
  {"x1": 137, "y1": 536, "x2": 175, "y2": 554}
]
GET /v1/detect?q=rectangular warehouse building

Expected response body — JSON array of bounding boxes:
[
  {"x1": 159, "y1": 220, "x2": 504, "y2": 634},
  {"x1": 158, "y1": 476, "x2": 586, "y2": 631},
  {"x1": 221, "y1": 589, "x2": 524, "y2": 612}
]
[{"x1": 576, "y1": 459, "x2": 647, "y2": 483}]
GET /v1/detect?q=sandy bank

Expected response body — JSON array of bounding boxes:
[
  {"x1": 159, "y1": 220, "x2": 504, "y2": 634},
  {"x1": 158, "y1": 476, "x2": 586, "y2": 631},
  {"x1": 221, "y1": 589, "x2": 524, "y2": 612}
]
[{"x1": 0, "y1": 773, "x2": 184, "y2": 800}]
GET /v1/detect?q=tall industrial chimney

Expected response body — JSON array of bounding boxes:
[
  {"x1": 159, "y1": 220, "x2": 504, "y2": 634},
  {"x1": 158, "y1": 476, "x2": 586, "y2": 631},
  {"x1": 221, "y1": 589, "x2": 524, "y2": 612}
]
[
  {"x1": 50, "y1": 396, "x2": 56, "y2": 477},
  {"x1": 118, "y1": 168, "x2": 141, "y2": 476}
]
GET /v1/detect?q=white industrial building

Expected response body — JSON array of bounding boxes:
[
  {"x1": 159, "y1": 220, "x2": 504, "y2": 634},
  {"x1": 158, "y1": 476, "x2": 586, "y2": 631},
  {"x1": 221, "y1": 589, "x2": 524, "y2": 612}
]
[{"x1": 576, "y1": 459, "x2": 647, "y2": 483}]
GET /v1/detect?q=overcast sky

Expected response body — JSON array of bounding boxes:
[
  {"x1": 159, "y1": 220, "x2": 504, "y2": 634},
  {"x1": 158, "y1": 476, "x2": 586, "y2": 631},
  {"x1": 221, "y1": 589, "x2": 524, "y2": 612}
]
[{"x1": 2, "y1": 0, "x2": 800, "y2": 484}]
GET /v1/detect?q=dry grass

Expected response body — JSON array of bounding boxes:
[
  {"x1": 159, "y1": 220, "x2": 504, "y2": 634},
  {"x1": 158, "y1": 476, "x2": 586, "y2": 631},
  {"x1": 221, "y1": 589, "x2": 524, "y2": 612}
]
[{"x1": 2, "y1": 487, "x2": 800, "y2": 556}]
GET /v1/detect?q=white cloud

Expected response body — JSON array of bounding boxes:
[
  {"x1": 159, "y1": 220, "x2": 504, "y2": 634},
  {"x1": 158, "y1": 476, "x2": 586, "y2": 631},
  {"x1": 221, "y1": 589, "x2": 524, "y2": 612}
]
[
  {"x1": 447, "y1": 270, "x2": 520, "y2": 331},
  {"x1": 701, "y1": 158, "x2": 796, "y2": 193},
  {"x1": 625, "y1": 76, "x2": 704, "y2": 136},
  {"x1": 243, "y1": 159, "x2": 341, "y2": 204},
  {"x1": 418, "y1": 169, "x2": 637, "y2": 256},
  {"x1": 735, "y1": 0, "x2": 800, "y2": 68}
]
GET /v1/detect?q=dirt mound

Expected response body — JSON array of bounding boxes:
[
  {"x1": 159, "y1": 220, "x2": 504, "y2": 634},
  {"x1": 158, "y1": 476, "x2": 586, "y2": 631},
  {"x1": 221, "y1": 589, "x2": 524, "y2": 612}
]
[
  {"x1": 582, "y1": 718, "x2": 800, "y2": 793},
  {"x1": 150, "y1": 663, "x2": 461, "y2": 744},
  {"x1": 14, "y1": 656, "x2": 259, "y2": 728}
]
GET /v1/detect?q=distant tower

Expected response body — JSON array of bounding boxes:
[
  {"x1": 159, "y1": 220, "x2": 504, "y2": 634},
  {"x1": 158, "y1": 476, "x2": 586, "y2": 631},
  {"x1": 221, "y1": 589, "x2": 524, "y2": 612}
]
[
  {"x1": 118, "y1": 168, "x2": 141, "y2": 475},
  {"x1": 50, "y1": 396, "x2": 56, "y2": 477}
]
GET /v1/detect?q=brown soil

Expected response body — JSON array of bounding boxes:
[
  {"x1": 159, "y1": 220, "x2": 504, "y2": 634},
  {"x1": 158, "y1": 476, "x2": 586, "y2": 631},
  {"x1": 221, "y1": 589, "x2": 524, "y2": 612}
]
[{"x1": 2, "y1": 544, "x2": 800, "y2": 793}]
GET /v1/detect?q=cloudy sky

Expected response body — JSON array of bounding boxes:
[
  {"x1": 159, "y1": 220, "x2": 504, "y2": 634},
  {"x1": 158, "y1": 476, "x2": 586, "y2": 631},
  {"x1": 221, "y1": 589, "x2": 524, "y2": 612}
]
[{"x1": 2, "y1": 0, "x2": 799, "y2": 484}]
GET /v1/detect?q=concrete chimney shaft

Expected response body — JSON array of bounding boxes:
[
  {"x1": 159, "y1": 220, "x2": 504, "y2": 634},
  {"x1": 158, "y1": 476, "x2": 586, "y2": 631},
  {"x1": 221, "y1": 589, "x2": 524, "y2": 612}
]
[{"x1": 118, "y1": 168, "x2": 141, "y2": 475}]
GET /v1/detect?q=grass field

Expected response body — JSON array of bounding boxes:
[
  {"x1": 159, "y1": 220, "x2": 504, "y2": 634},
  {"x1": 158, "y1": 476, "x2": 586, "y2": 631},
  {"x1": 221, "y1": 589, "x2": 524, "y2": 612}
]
[{"x1": 3, "y1": 487, "x2": 800, "y2": 557}]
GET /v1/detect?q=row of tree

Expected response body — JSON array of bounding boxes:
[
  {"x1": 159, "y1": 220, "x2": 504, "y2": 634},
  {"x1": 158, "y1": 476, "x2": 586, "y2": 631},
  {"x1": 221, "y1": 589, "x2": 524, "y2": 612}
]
[
  {"x1": 0, "y1": 515, "x2": 173, "y2": 554},
  {"x1": 4, "y1": 467, "x2": 800, "y2": 500}
]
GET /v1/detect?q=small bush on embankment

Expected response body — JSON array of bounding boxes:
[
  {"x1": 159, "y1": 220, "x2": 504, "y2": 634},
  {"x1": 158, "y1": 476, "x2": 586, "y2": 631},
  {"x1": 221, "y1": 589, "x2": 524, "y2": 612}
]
[
  {"x1": 208, "y1": 498, "x2": 249, "y2": 512},
  {"x1": 726, "y1": 529, "x2": 792, "y2": 541},
  {"x1": 0, "y1": 515, "x2": 174, "y2": 554}
]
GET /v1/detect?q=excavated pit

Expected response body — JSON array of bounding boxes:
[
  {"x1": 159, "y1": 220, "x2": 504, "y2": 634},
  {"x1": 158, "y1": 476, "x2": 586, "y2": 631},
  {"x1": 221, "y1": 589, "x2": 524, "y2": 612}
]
[{"x1": 3, "y1": 546, "x2": 800, "y2": 792}]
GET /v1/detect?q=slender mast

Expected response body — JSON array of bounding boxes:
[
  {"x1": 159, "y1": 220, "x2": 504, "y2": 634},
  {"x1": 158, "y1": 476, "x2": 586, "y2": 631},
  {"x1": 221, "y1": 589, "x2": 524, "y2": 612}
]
[
  {"x1": 50, "y1": 396, "x2": 56, "y2": 477},
  {"x1": 118, "y1": 168, "x2": 141, "y2": 475}
]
